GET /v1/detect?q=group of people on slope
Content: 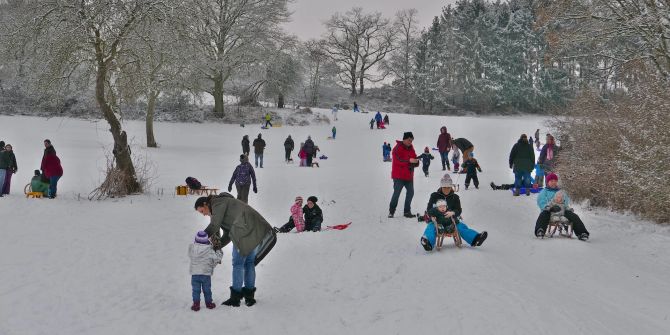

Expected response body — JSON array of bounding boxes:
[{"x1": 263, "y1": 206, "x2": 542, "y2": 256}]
[
  {"x1": 370, "y1": 111, "x2": 389, "y2": 129},
  {"x1": 493, "y1": 132, "x2": 560, "y2": 193},
  {"x1": 240, "y1": 133, "x2": 320, "y2": 169},
  {"x1": 0, "y1": 139, "x2": 62, "y2": 199}
]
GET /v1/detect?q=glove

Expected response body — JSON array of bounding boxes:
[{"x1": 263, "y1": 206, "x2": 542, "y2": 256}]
[
  {"x1": 550, "y1": 205, "x2": 561, "y2": 213},
  {"x1": 253, "y1": 186, "x2": 257, "y2": 193},
  {"x1": 478, "y1": 168, "x2": 482, "y2": 172},
  {"x1": 228, "y1": 185, "x2": 232, "y2": 192}
]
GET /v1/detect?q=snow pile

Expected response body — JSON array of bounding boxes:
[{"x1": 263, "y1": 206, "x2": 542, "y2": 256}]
[{"x1": 1, "y1": 111, "x2": 669, "y2": 335}]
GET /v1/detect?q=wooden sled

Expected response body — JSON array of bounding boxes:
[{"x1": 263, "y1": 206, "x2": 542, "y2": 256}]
[
  {"x1": 26, "y1": 192, "x2": 43, "y2": 198},
  {"x1": 189, "y1": 186, "x2": 220, "y2": 196},
  {"x1": 434, "y1": 218, "x2": 462, "y2": 250},
  {"x1": 24, "y1": 183, "x2": 32, "y2": 194},
  {"x1": 546, "y1": 215, "x2": 573, "y2": 238}
]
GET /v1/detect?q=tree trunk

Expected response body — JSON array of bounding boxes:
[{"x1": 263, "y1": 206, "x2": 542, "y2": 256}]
[
  {"x1": 95, "y1": 54, "x2": 141, "y2": 194},
  {"x1": 213, "y1": 72, "x2": 225, "y2": 117},
  {"x1": 146, "y1": 91, "x2": 159, "y2": 148},
  {"x1": 359, "y1": 75, "x2": 365, "y2": 95},
  {"x1": 277, "y1": 93, "x2": 284, "y2": 108},
  {"x1": 350, "y1": 68, "x2": 357, "y2": 95}
]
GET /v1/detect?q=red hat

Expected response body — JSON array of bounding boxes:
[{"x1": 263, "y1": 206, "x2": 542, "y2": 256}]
[{"x1": 545, "y1": 173, "x2": 558, "y2": 184}]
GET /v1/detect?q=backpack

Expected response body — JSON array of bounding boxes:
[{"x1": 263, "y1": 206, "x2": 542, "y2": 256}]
[{"x1": 185, "y1": 177, "x2": 202, "y2": 190}]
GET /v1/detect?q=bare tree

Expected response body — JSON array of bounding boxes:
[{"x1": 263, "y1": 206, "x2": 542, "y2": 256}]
[
  {"x1": 303, "y1": 39, "x2": 329, "y2": 106},
  {"x1": 182, "y1": 0, "x2": 290, "y2": 117},
  {"x1": 382, "y1": 9, "x2": 419, "y2": 90},
  {"x1": 14, "y1": 0, "x2": 171, "y2": 195},
  {"x1": 324, "y1": 7, "x2": 395, "y2": 96}
]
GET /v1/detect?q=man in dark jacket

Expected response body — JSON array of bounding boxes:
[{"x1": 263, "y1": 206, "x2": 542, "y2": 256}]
[
  {"x1": 228, "y1": 155, "x2": 258, "y2": 203},
  {"x1": 241, "y1": 135, "x2": 250, "y2": 157},
  {"x1": 509, "y1": 134, "x2": 535, "y2": 196},
  {"x1": 303, "y1": 196, "x2": 323, "y2": 231},
  {"x1": 303, "y1": 136, "x2": 315, "y2": 166},
  {"x1": 195, "y1": 193, "x2": 272, "y2": 307},
  {"x1": 283, "y1": 135, "x2": 294, "y2": 163},
  {"x1": 252, "y1": 134, "x2": 266, "y2": 168},
  {"x1": 436, "y1": 126, "x2": 452, "y2": 171},
  {"x1": 389, "y1": 132, "x2": 419, "y2": 218}
]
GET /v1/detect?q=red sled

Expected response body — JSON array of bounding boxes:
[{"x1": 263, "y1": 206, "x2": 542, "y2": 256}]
[{"x1": 325, "y1": 222, "x2": 352, "y2": 230}]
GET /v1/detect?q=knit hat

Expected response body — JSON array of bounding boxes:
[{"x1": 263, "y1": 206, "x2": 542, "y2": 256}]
[
  {"x1": 34, "y1": 170, "x2": 41, "y2": 176},
  {"x1": 436, "y1": 199, "x2": 447, "y2": 208},
  {"x1": 295, "y1": 196, "x2": 303, "y2": 203},
  {"x1": 403, "y1": 132, "x2": 414, "y2": 140},
  {"x1": 546, "y1": 173, "x2": 558, "y2": 184},
  {"x1": 240, "y1": 154, "x2": 247, "y2": 162},
  {"x1": 194, "y1": 231, "x2": 210, "y2": 244},
  {"x1": 307, "y1": 196, "x2": 318, "y2": 203},
  {"x1": 424, "y1": 146, "x2": 430, "y2": 152},
  {"x1": 440, "y1": 174, "x2": 454, "y2": 188}
]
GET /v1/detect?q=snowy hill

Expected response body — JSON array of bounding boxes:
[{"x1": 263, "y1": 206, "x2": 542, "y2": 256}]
[{"x1": 1, "y1": 111, "x2": 669, "y2": 335}]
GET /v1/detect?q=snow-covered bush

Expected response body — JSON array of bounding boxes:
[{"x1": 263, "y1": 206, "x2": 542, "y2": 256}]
[{"x1": 551, "y1": 76, "x2": 670, "y2": 224}]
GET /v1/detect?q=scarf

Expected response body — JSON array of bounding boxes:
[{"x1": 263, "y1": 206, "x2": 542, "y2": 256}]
[{"x1": 547, "y1": 145, "x2": 554, "y2": 161}]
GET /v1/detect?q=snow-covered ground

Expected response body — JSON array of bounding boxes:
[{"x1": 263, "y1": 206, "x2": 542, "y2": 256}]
[{"x1": 1, "y1": 111, "x2": 669, "y2": 335}]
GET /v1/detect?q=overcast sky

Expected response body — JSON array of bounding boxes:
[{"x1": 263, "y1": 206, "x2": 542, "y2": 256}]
[{"x1": 282, "y1": 0, "x2": 454, "y2": 41}]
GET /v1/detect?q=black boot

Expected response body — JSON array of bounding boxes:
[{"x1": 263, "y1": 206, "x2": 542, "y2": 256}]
[
  {"x1": 221, "y1": 287, "x2": 243, "y2": 307},
  {"x1": 242, "y1": 287, "x2": 257, "y2": 306}
]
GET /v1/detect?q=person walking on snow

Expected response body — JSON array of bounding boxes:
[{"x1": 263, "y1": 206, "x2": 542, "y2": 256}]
[
  {"x1": 252, "y1": 134, "x2": 266, "y2": 168},
  {"x1": 228, "y1": 154, "x2": 258, "y2": 203},
  {"x1": 241, "y1": 135, "x2": 250, "y2": 157},
  {"x1": 353, "y1": 101, "x2": 360, "y2": 113},
  {"x1": 189, "y1": 231, "x2": 223, "y2": 311},
  {"x1": 388, "y1": 132, "x2": 419, "y2": 218},
  {"x1": 194, "y1": 193, "x2": 273, "y2": 307},
  {"x1": 534, "y1": 173, "x2": 590, "y2": 241},
  {"x1": 436, "y1": 126, "x2": 452, "y2": 171},
  {"x1": 375, "y1": 112, "x2": 383, "y2": 129},
  {"x1": 331, "y1": 126, "x2": 337, "y2": 139},
  {"x1": 383, "y1": 114, "x2": 389, "y2": 125},
  {"x1": 331, "y1": 105, "x2": 338, "y2": 121},
  {"x1": 417, "y1": 147, "x2": 435, "y2": 177},
  {"x1": 303, "y1": 136, "x2": 315, "y2": 167},
  {"x1": 462, "y1": 152, "x2": 482, "y2": 189},
  {"x1": 538, "y1": 134, "x2": 559, "y2": 176},
  {"x1": 283, "y1": 135, "x2": 294, "y2": 163},
  {"x1": 264, "y1": 113, "x2": 273, "y2": 128},
  {"x1": 509, "y1": 134, "x2": 536, "y2": 196}
]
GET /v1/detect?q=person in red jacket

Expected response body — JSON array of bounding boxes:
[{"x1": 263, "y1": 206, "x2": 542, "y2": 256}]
[
  {"x1": 389, "y1": 132, "x2": 419, "y2": 218},
  {"x1": 41, "y1": 142, "x2": 63, "y2": 199},
  {"x1": 436, "y1": 126, "x2": 452, "y2": 171}
]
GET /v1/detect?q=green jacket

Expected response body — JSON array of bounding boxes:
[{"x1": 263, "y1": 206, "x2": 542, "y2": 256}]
[
  {"x1": 31, "y1": 176, "x2": 49, "y2": 195},
  {"x1": 204, "y1": 193, "x2": 272, "y2": 256}
]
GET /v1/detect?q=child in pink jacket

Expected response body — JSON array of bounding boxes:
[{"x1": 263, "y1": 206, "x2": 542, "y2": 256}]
[{"x1": 273, "y1": 196, "x2": 306, "y2": 233}]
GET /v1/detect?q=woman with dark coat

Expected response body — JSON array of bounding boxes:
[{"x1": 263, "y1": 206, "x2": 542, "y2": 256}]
[
  {"x1": 195, "y1": 193, "x2": 273, "y2": 307},
  {"x1": 241, "y1": 135, "x2": 250, "y2": 157},
  {"x1": 0, "y1": 143, "x2": 17, "y2": 195}
]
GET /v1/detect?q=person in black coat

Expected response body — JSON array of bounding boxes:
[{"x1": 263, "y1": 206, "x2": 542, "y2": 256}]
[
  {"x1": 303, "y1": 196, "x2": 323, "y2": 232},
  {"x1": 252, "y1": 134, "x2": 266, "y2": 168},
  {"x1": 284, "y1": 135, "x2": 294, "y2": 163},
  {"x1": 241, "y1": 135, "x2": 250, "y2": 157},
  {"x1": 509, "y1": 134, "x2": 535, "y2": 196}
]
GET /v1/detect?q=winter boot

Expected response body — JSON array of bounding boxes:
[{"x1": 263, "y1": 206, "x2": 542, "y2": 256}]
[
  {"x1": 388, "y1": 212, "x2": 394, "y2": 218},
  {"x1": 242, "y1": 287, "x2": 257, "y2": 306},
  {"x1": 403, "y1": 212, "x2": 415, "y2": 218},
  {"x1": 474, "y1": 231, "x2": 488, "y2": 246},
  {"x1": 536, "y1": 229, "x2": 545, "y2": 238},
  {"x1": 490, "y1": 182, "x2": 496, "y2": 190},
  {"x1": 578, "y1": 233, "x2": 589, "y2": 241},
  {"x1": 420, "y1": 236, "x2": 433, "y2": 251},
  {"x1": 525, "y1": 188, "x2": 531, "y2": 196},
  {"x1": 513, "y1": 188, "x2": 520, "y2": 196},
  {"x1": 221, "y1": 287, "x2": 243, "y2": 307},
  {"x1": 191, "y1": 301, "x2": 200, "y2": 311},
  {"x1": 205, "y1": 301, "x2": 216, "y2": 309}
]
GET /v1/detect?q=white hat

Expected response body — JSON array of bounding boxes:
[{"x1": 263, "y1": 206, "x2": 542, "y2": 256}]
[
  {"x1": 440, "y1": 174, "x2": 454, "y2": 188},
  {"x1": 436, "y1": 199, "x2": 447, "y2": 207}
]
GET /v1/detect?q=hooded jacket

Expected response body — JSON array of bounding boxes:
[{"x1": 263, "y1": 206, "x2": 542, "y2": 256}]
[
  {"x1": 436, "y1": 127, "x2": 452, "y2": 153},
  {"x1": 189, "y1": 243, "x2": 223, "y2": 275}
]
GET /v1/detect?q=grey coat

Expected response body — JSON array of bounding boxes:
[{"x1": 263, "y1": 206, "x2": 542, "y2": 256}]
[
  {"x1": 188, "y1": 243, "x2": 223, "y2": 275},
  {"x1": 204, "y1": 193, "x2": 272, "y2": 256}
]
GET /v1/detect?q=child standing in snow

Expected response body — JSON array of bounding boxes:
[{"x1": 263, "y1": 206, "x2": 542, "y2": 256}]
[
  {"x1": 416, "y1": 147, "x2": 435, "y2": 177},
  {"x1": 298, "y1": 143, "x2": 307, "y2": 167},
  {"x1": 461, "y1": 153, "x2": 482, "y2": 189},
  {"x1": 274, "y1": 196, "x2": 306, "y2": 233},
  {"x1": 370, "y1": 118, "x2": 375, "y2": 129},
  {"x1": 189, "y1": 231, "x2": 223, "y2": 311},
  {"x1": 332, "y1": 126, "x2": 337, "y2": 139},
  {"x1": 451, "y1": 145, "x2": 461, "y2": 173}
]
